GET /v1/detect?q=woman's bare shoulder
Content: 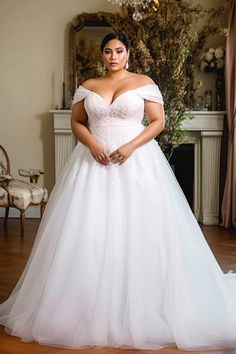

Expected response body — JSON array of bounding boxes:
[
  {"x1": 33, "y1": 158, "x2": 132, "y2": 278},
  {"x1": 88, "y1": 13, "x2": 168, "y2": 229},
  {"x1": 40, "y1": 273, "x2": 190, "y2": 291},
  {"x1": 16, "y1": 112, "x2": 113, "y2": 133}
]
[
  {"x1": 81, "y1": 77, "x2": 104, "y2": 90},
  {"x1": 129, "y1": 73, "x2": 155, "y2": 86}
]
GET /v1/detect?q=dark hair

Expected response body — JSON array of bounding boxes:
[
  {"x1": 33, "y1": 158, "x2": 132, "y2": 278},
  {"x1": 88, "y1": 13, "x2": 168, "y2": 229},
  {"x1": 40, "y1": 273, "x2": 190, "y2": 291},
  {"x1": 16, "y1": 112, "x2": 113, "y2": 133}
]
[{"x1": 100, "y1": 31, "x2": 131, "y2": 52}]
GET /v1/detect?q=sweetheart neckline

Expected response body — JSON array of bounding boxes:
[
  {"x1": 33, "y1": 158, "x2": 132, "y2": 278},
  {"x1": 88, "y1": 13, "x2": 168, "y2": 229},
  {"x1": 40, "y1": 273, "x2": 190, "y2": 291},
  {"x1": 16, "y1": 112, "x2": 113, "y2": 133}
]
[{"x1": 79, "y1": 83, "x2": 156, "y2": 106}]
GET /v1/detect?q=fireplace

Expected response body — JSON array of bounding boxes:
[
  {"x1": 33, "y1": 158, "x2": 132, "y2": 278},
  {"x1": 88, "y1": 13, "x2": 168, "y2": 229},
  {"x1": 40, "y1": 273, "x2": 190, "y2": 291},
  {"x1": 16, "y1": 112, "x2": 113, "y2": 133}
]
[
  {"x1": 170, "y1": 144, "x2": 194, "y2": 210},
  {"x1": 50, "y1": 110, "x2": 225, "y2": 225}
]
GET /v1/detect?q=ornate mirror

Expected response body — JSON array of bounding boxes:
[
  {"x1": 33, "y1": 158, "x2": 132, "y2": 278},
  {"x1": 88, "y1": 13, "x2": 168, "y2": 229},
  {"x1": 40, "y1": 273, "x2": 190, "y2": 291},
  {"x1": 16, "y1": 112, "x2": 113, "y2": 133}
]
[{"x1": 68, "y1": 13, "x2": 114, "y2": 101}]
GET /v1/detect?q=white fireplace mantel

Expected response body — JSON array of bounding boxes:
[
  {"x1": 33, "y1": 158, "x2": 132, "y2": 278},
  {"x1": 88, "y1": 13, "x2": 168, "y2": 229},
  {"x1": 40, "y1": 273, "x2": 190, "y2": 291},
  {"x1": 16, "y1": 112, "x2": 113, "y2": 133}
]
[{"x1": 50, "y1": 110, "x2": 226, "y2": 225}]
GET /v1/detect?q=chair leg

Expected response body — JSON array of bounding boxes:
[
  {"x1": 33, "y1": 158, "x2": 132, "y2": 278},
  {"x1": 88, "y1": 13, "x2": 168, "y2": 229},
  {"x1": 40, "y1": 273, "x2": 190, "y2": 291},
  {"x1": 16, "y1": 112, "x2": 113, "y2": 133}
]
[
  {"x1": 20, "y1": 211, "x2": 25, "y2": 238},
  {"x1": 4, "y1": 207, "x2": 9, "y2": 229},
  {"x1": 40, "y1": 203, "x2": 46, "y2": 218}
]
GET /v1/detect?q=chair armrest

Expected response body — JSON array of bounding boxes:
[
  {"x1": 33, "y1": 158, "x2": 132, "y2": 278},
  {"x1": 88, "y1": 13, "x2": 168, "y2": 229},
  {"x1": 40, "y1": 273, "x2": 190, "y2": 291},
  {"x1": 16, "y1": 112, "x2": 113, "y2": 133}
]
[
  {"x1": 0, "y1": 174, "x2": 13, "y2": 183},
  {"x1": 0, "y1": 174, "x2": 13, "y2": 190},
  {"x1": 18, "y1": 168, "x2": 44, "y2": 184}
]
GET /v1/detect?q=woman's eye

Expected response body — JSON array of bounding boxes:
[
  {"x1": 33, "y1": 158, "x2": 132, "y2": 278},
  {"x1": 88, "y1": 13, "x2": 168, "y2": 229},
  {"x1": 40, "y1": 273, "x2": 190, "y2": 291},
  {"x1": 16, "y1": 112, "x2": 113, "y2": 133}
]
[{"x1": 117, "y1": 50, "x2": 123, "y2": 54}]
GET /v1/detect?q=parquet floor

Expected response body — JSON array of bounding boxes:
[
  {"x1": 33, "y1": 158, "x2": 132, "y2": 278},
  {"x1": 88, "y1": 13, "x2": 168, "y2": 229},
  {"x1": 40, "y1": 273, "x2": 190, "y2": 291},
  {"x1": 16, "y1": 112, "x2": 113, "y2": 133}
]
[{"x1": 0, "y1": 218, "x2": 236, "y2": 354}]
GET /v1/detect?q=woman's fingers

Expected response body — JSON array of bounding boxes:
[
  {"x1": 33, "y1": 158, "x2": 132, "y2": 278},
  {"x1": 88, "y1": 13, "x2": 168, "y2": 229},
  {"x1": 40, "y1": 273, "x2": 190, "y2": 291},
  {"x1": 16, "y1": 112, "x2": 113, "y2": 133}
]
[
  {"x1": 94, "y1": 148, "x2": 128, "y2": 165},
  {"x1": 102, "y1": 152, "x2": 111, "y2": 163},
  {"x1": 95, "y1": 151, "x2": 111, "y2": 165},
  {"x1": 110, "y1": 151, "x2": 123, "y2": 164},
  {"x1": 109, "y1": 150, "x2": 117, "y2": 157}
]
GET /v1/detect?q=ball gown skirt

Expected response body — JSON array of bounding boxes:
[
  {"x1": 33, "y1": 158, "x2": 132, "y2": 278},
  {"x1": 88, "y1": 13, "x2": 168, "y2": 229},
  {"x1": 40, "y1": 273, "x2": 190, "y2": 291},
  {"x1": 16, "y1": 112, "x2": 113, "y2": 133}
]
[{"x1": 1, "y1": 84, "x2": 236, "y2": 350}]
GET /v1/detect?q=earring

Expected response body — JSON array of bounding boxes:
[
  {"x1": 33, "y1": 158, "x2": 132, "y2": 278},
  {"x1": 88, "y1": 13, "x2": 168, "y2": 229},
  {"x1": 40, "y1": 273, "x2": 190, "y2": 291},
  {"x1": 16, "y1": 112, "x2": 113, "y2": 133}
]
[{"x1": 125, "y1": 60, "x2": 129, "y2": 70}]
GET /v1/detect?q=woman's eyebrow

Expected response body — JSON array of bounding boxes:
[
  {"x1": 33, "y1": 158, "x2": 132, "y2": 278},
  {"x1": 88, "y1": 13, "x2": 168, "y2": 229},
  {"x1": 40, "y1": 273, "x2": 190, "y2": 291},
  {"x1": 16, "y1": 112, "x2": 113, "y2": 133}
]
[{"x1": 104, "y1": 47, "x2": 124, "y2": 50}]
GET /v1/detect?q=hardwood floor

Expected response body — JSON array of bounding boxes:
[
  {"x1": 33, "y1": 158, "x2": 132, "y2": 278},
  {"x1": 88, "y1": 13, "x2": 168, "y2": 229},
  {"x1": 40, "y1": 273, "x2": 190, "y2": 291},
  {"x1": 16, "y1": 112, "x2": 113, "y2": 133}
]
[{"x1": 0, "y1": 218, "x2": 236, "y2": 354}]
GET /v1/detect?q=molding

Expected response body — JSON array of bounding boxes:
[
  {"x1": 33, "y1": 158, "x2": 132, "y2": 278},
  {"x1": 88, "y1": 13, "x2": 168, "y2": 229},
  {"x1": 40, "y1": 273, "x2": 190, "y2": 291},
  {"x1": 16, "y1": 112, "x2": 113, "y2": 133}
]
[
  {"x1": 200, "y1": 214, "x2": 220, "y2": 226},
  {"x1": 181, "y1": 111, "x2": 225, "y2": 131},
  {"x1": 201, "y1": 131, "x2": 223, "y2": 137}
]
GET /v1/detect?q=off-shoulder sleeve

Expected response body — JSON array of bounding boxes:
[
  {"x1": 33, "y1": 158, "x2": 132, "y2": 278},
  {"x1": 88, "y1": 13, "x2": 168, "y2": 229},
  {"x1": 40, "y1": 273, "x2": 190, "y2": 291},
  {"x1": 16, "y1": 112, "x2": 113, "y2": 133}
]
[
  {"x1": 71, "y1": 86, "x2": 89, "y2": 106},
  {"x1": 136, "y1": 84, "x2": 164, "y2": 105}
]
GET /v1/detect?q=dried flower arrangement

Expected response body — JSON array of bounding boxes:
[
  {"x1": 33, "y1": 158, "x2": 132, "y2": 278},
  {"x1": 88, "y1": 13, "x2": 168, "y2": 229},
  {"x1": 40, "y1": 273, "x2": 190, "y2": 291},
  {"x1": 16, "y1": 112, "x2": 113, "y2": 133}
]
[{"x1": 199, "y1": 47, "x2": 225, "y2": 72}]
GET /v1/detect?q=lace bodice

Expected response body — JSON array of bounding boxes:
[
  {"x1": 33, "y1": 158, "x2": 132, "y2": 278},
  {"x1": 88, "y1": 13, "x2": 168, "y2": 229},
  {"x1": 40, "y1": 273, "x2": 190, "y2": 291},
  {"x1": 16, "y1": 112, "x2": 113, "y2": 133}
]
[
  {"x1": 72, "y1": 84, "x2": 163, "y2": 127},
  {"x1": 72, "y1": 84, "x2": 164, "y2": 154}
]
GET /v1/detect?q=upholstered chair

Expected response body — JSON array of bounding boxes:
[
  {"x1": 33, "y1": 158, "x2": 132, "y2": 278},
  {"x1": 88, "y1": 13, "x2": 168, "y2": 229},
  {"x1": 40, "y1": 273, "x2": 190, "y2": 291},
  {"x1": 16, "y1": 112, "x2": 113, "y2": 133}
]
[{"x1": 0, "y1": 145, "x2": 48, "y2": 237}]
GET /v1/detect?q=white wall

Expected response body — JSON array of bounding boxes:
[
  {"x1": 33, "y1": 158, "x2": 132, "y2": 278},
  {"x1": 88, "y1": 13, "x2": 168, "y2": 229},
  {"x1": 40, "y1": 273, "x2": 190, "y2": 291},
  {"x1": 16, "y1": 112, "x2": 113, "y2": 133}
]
[
  {"x1": 0, "y1": 0, "x2": 120, "y2": 193},
  {"x1": 0, "y1": 0, "x2": 227, "y2": 195}
]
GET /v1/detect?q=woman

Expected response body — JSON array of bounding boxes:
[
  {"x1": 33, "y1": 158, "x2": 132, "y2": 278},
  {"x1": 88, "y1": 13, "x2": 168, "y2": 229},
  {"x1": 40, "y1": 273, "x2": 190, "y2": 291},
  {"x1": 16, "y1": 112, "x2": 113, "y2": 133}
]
[{"x1": 1, "y1": 31, "x2": 236, "y2": 351}]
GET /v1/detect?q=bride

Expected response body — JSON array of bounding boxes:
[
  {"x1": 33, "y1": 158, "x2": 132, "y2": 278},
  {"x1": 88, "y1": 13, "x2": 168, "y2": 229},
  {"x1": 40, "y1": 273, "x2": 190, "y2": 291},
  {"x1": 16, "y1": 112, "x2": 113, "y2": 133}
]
[{"x1": 1, "y1": 31, "x2": 236, "y2": 351}]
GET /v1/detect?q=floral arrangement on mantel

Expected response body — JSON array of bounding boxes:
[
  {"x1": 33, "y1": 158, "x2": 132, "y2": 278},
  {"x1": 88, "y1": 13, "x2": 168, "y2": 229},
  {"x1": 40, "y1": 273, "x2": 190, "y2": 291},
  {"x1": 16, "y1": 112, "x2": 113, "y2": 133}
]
[
  {"x1": 199, "y1": 47, "x2": 225, "y2": 72},
  {"x1": 97, "y1": 0, "x2": 228, "y2": 157},
  {"x1": 198, "y1": 46, "x2": 226, "y2": 110}
]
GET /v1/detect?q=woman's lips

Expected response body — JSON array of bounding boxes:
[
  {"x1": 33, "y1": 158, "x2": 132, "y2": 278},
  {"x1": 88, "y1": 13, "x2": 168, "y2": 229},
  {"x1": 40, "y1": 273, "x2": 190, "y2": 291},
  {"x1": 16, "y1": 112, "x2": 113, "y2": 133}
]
[{"x1": 110, "y1": 63, "x2": 118, "y2": 66}]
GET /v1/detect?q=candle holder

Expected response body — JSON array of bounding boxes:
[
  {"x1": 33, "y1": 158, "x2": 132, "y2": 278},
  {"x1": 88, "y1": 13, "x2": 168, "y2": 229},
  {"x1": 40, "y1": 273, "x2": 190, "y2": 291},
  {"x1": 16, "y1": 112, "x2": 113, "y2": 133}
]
[{"x1": 61, "y1": 82, "x2": 66, "y2": 109}]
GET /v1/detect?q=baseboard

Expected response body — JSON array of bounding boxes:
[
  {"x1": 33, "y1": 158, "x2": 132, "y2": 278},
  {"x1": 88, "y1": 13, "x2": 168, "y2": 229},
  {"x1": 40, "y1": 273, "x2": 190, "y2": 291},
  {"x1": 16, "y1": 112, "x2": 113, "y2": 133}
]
[
  {"x1": 0, "y1": 207, "x2": 40, "y2": 219},
  {"x1": 200, "y1": 214, "x2": 219, "y2": 225}
]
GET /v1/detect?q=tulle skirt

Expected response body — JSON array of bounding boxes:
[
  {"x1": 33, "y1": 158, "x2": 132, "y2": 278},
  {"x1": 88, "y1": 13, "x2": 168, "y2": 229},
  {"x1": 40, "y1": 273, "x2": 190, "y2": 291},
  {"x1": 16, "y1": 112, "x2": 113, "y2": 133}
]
[{"x1": 1, "y1": 123, "x2": 236, "y2": 350}]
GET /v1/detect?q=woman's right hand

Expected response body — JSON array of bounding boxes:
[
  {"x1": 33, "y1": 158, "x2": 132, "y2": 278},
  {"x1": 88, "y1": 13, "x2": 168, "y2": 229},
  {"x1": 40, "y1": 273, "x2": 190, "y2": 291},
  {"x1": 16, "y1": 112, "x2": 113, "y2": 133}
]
[{"x1": 89, "y1": 141, "x2": 111, "y2": 165}]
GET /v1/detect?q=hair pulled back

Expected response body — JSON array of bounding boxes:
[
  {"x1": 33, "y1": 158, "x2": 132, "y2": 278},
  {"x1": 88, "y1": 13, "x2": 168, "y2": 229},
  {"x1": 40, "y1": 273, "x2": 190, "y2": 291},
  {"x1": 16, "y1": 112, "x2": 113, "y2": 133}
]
[{"x1": 100, "y1": 31, "x2": 131, "y2": 52}]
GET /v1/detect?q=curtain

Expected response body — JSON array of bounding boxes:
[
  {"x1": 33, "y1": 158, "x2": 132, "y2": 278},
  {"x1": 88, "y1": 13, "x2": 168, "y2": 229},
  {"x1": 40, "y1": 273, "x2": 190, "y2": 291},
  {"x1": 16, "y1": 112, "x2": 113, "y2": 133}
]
[{"x1": 221, "y1": 0, "x2": 236, "y2": 228}]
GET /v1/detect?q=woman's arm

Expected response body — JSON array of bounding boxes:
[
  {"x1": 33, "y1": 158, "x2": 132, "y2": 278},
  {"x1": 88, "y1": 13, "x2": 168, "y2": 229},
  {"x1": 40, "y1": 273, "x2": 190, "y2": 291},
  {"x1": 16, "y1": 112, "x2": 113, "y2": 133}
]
[
  {"x1": 71, "y1": 101, "x2": 111, "y2": 165},
  {"x1": 110, "y1": 101, "x2": 165, "y2": 165},
  {"x1": 129, "y1": 101, "x2": 165, "y2": 149}
]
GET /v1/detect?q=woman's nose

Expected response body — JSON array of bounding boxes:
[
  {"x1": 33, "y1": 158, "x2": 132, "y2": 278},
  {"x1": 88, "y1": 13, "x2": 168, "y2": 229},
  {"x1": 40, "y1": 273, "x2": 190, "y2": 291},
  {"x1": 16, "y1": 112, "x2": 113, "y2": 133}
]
[{"x1": 110, "y1": 52, "x2": 117, "y2": 60}]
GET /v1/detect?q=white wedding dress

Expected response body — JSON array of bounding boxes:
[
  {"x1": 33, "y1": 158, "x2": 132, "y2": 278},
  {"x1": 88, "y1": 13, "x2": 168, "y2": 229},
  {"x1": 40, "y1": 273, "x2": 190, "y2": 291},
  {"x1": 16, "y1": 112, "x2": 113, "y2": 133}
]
[{"x1": 1, "y1": 83, "x2": 236, "y2": 351}]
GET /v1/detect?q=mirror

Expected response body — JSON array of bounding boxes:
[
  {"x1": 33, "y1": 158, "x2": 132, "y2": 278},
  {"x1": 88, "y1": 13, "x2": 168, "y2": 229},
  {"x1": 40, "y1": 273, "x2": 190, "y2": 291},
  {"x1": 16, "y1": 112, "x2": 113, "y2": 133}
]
[{"x1": 68, "y1": 13, "x2": 113, "y2": 101}]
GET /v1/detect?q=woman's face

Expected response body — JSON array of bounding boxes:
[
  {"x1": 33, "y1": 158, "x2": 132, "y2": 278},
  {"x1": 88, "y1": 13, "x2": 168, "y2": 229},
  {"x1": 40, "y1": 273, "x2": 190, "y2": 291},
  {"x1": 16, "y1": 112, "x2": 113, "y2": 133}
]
[{"x1": 102, "y1": 39, "x2": 129, "y2": 72}]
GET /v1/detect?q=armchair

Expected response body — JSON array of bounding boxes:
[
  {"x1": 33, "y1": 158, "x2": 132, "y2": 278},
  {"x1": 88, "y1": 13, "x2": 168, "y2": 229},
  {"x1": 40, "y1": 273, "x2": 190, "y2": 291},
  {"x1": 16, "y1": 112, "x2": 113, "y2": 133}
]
[{"x1": 0, "y1": 145, "x2": 48, "y2": 237}]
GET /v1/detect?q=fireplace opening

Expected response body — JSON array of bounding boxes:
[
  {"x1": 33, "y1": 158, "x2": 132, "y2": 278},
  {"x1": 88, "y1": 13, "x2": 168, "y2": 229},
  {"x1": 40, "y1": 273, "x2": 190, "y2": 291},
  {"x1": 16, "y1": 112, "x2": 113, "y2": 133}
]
[{"x1": 169, "y1": 144, "x2": 194, "y2": 210}]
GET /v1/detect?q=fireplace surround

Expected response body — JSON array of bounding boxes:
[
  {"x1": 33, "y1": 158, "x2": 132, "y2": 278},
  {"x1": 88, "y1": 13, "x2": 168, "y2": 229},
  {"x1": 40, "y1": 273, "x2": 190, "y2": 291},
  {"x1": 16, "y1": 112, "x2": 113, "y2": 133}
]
[{"x1": 50, "y1": 110, "x2": 225, "y2": 225}]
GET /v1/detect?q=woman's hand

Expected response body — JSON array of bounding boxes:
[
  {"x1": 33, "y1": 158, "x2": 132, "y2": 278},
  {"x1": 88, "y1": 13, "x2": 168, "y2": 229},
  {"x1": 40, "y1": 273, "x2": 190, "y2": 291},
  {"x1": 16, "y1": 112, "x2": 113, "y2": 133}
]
[
  {"x1": 109, "y1": 143, "x2": 135, "y2": 165},
  {"x1": 89, "y1": 141, "x2": 111, "y2": 165}
]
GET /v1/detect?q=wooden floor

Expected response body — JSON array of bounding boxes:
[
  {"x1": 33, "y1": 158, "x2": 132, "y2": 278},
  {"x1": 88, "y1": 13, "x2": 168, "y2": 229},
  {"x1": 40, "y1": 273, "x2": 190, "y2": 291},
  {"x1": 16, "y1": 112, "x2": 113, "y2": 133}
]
[{"x1": 0, "y1": 218, "x2": 236, "y2": 354}]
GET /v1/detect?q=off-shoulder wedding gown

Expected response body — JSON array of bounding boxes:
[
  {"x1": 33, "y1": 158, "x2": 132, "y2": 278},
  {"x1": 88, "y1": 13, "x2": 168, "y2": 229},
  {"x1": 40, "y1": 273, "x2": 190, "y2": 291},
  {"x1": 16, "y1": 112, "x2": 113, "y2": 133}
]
[{"x1": 1, "y1": 84, "x2": 236, "y2": 351}]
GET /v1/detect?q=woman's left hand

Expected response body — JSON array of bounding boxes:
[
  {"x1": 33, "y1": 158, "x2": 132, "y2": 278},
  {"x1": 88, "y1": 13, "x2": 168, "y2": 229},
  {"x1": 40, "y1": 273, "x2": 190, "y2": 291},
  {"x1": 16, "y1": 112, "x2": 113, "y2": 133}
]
[{"x1": 109, "y1": 143, "x2": 135, "y2": 165}]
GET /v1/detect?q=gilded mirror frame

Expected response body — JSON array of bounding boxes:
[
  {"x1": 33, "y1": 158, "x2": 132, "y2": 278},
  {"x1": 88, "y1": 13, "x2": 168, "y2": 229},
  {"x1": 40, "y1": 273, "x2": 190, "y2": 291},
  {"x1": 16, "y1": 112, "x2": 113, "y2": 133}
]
[{"x1": 68, "y1": 12, "x2": 113, "y2": 100}]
